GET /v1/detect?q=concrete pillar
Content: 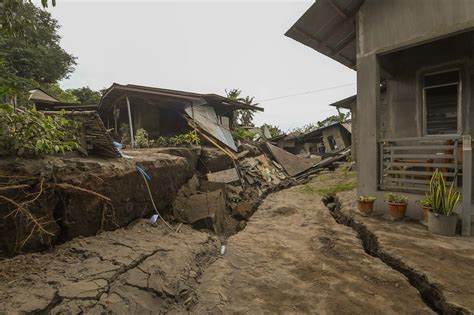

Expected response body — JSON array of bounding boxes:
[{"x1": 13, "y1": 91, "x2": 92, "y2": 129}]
[{"x1": 356, "y1": 54, "x2": 380, "y2": 196}]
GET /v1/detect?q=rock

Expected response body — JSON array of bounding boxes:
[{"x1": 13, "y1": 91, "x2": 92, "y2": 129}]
[{"x1": 232, "y1": 201, "x2": 254, "y2": 220}]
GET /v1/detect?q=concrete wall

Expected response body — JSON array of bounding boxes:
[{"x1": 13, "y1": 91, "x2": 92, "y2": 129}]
[
  {"x1": 358, "y1": 0, "x2": 474, "y2": 57},
  {"x1": 356, "y1": 1, "x2": 474, "y2": 221}
]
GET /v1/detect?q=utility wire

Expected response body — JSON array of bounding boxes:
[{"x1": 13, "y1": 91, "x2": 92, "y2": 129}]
[{"x1": 257, "y1": 83, "x2": 356, "y2": 103}]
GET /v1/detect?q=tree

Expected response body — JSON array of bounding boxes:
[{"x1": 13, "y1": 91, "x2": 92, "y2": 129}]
[
  {"x1": 261, "y1": 123, "x2": 283, "y2": 138},
  {"x1": 1, "y1": 0, "x2": 56, "y2": 37},
  {"x1": 66, "y1": 87, "x2": 102, "y2": 104},
  {"x1": 240, "y1": 96, "x2": 258, "y2": 127},
  {"x1": 0, "y1": 1, "x2": 76, "y2": 105},
  {"x1": 226, "y1": 89, "x2": 243, "y2": 127}
]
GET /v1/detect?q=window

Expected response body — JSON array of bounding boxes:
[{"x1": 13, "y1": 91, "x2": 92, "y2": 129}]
[
  {"x1": 423, "y1": 69, "x2": 460, "y2": 135},
  {"x1": 327, "y1": 135, "x2": 337, "y2": 151}
]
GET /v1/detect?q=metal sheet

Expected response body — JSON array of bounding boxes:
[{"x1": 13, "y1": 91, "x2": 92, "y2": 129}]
[
  {"x1": 185, "y1": 104, "x2": 238, "y2": 151},
  {"x1": 265, "y1": 143, "x2": 316, "y2": 177}
]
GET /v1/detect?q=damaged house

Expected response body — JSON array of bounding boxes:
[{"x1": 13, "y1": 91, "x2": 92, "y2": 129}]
[
  {"x1": 99, "y1": 83, "x2": 263, "y2": 152},
  {"x1": 287, "y1": 0, "x2": 474, "y2": 235},
  {"x1": 299, "y1": 121, "x2": 351, "y2": 156}
]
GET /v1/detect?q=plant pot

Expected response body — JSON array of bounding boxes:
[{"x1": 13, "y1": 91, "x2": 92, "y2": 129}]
[
  {"x1": 357, "y1": 200, "x2": 375, "y2": 214},
  {"x1": 386, "y1": 202, "x2": 407, "y2": 219},
  {"x1": 428, "y1": 212, "x2": 457, "y2": 236},
  {"x1": 421, "y1": 207, "x2": 431, "y2": 224}
]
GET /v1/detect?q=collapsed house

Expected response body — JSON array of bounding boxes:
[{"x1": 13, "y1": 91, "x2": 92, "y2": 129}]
[
  {"x1": 98, "y1": 83, "x2": 263, "y2": 152},
  {"x1": 287, "y1": 0, "x2": 474, "y2": 235},
  {"x1": 269, "y1": 122, "x2": 352, "y2": 157}
]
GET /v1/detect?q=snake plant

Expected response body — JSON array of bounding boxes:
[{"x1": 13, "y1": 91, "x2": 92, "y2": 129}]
[{"x1": 429, "y1": 169, "x2": 461, "y2": 216}]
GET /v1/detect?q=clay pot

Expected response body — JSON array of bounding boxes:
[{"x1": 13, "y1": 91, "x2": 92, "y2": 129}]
[
  {"x1": 357, "y1": 200, "x2": 375, "y2": 214},
  {"x1": 428, "y1": 212, "x2": 458, "y2": 236},
  {"x1": 386, "y1": 202, "x2": 407, "y2": 219},
  {"x1": 421, "y1": 207, "x2": 431, "y2": 224}
]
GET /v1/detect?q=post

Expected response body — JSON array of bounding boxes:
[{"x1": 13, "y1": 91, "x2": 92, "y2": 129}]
[
  {"x1": 462, "y1": 135, "x2": 471, "y2": 236},
  {"x1": 126, "y1": 96, "x2": 135, "y2": 147},
  {"x1": 356, "y1": 54, "x2": 380, "y2": 196}
]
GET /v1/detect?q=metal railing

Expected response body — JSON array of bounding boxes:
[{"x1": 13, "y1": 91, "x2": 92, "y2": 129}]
[{"x1": 378, "y1": 136, "x2": 463, "y2": 193}]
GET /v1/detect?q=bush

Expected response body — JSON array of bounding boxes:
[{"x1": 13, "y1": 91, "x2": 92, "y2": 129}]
[
  {"x1": 233, "y1": 128, "x2": 257, "y2": 141},
  {"x1": 119, "y1": 123, "x2": 130, "y2": 145},
  {"x1": 135, "y1": 128, "x2": 150, "y2": 148},
  {"x1": 0, "y1": 105, "x2": 80, "y2": 157}
]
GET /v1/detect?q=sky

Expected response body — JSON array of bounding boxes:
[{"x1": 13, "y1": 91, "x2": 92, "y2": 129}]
[{"x1": 41, "y1": 0, "x2": 356, "y2": 131}]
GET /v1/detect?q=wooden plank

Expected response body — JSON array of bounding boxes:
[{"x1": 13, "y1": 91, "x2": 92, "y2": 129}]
[{"x1": 206, "y1": 168, "x2": 240, "y2": 184}]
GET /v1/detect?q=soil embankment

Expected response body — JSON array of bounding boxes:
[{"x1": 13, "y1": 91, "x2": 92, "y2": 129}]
[{"x1": 0, "y1": 148, "x2": 198, "y2": 255}]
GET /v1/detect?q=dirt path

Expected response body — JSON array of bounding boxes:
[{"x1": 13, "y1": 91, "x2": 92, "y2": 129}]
[
  {"x1": 194, "y1": 185, "x2": 433, "y2": 314},
  {"x1": 1, "y1": 172, "x2": 435, "y2": 313}
]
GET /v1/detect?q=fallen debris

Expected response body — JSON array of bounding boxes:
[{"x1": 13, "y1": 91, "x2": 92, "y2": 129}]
[{"x1": 206, "y1": 168, "x2": 240, "y2": 184}]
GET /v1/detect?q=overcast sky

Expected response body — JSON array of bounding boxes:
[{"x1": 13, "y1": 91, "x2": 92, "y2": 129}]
[{"x1": 42, "y1": 0, "x2": 356, "y2": 131}]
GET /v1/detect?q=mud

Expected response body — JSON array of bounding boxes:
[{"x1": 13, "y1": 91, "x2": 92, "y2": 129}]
[
  {"x1": 0, "y1": 220, "x2": 219, "y2": 313},
  {"x1": 0, "y1": 148, "x2": 198, "y2": 255},
  {"x1": 329, "y1": 190, "x2": 474, "y2": 314}
]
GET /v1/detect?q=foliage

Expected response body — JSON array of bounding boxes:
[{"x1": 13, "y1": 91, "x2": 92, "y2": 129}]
[
  {"x1": 135, "y1": 128, "x2": 150, "y2": 148},
  {"x1": 289, "y1": 110, "x2": 351, "y2": 134},
  {"x1": 240, "y1": 95, "x2": 258, "y2": 127},
  {"x1": 168, "y1": 131, "x2": 200, "y2": 147},
  {"x1": 358, "y1": 195, "x2": 376, "y2": 203},
  {"x1": 386, "y1": 193, "x2": 408, "y2": 204},
  {"x1": 233, "y1": 128, "x2": 257, "y2": 141},
  {"x1": 429, "y1": 169, "x2": 461, "y2": 216},
  {"x1": 417, "y1": 194, "x2": 432, "y2": 208},
  {"x1": 42, "y1": 83, "x2": 78, "y2": 103},
  {"x1": 260, "y1": 123, "x2": 283, "y2": 138},
  {"x1": 119, "y1": 123, "x2": 131, "y2": 145},
  {"x1": 0, "y1": 105, "x2": 80, "y2": 157},
  {"x1": 0, "y1": 1, "x2": 76, "y2": 105},
  {"x1": 225, "y1": 88, "x2": 258, "y2": 127},
  {"x1": 66, "y1": 86, "x2": 102, "y2": 104}
]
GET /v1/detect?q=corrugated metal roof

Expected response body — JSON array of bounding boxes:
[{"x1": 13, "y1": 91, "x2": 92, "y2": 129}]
[
  {"x1": 99, "y1": 83, "x2": 264, "y2": 112},
  {"x1": 285, "y1": 0, "x2": 364, "y2": 69}
]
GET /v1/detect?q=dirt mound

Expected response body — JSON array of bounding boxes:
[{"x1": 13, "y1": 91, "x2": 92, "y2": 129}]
[{"x1": 0, "y1": 148, "x2": 198, "y2": 256}]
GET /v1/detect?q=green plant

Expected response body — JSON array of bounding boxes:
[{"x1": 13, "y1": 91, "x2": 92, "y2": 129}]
[
  {"x1": 119, "y1": 123, "x2": 130, "y2": 144},
  {"x1": 386, "y1": 193, "x2": 408, "y2": 204},
  {"x1": 0, "y1": 105, "x2": 80, "y2": 157},
  {"x1": 358, "y1": 195, "x2": 376, "y2": 203},
  {"x1": 233, "y1": 128, "x2": 257, "y2": 141},
  {"x1": 417, "y1": 194, "x2": 432, "y2": 208},
  {"x1": 429, "y1": 169, "x2": 461, "y2": 216},
  {"x1": 135, "y1": 128, "x2": 150, "y2": 148}
]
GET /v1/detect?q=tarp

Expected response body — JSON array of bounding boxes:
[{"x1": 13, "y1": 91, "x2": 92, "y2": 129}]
[{"x1": 185, "y1": 104, "x2": 237, "y2": 151}]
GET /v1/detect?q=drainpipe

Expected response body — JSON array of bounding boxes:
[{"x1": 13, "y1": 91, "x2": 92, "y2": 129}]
[{"x1": 126, "y1": 96, "x2": 135, "y2": 147}]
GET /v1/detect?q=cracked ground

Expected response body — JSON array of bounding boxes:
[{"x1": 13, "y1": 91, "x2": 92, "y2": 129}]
[{"x1": 1, "y1": 170, "x2": 436, "y2": 314}]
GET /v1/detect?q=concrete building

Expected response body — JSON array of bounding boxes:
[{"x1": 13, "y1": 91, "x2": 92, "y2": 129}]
[{"x1": 287, "y1": 0, "x2": 474, "y2": 235}]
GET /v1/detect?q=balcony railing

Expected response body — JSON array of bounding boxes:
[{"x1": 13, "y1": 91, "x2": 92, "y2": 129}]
[{"x1": 378, "y1": 135, "x2": 472, "y2": 236}]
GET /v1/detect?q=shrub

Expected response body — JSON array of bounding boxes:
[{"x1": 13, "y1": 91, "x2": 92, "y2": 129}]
[
  {"x1": 233, "y1": 128, "x2": 257, "y2": 141},
  {"x1": 119, "y1": 123, "x2": 130, "y2": 144},
  {"x1": 358, "y1": 195, "x2": 376, "y2": 202},
  {"x1": 135, "y1": 128, "x2": 150, "y2": 148},
  {"x1": 0, "y1": 105, "x2": 80, "y2": 157},
  {"x1": 386, "y1": 192, "x2": 408, "y2": 204}
]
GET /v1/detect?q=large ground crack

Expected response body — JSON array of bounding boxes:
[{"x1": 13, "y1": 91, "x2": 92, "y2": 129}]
[{"x1": 322, "y1": 195, "x2": 469, "y2": 315}]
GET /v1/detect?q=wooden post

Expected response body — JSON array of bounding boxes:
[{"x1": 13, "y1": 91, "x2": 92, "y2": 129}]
[
  {"x1": 462, "y1": 135, "x2": 471, "y2": 236},
  {"x1": 113, "y1": 104, "x2": 118, "y2": 132},
  {"x1": 126, "y1": 96, "x2": 135, "y2": 147}
]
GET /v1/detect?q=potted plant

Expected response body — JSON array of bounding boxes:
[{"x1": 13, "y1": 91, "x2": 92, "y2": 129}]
[
  {"x1": 427, "y1": 169, "x2": 460, "y2": 236},
  {"x1": 357, "y1": 195, "x2": 376, "y2": 214},
  {"x1": 386, "y1": 192, "x2": 408, "y2": 219},
  {"x1": 416, "y1": 194, "x2": 432, "y2": 224}
]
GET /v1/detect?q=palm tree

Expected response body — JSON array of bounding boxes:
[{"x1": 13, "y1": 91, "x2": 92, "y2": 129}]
[
  {"x1": 240, "y1": 96, "x2": 258, "y2": 127},
  {"x1": 226, "y1": 89, "x2": 243, "y2": 127}
]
